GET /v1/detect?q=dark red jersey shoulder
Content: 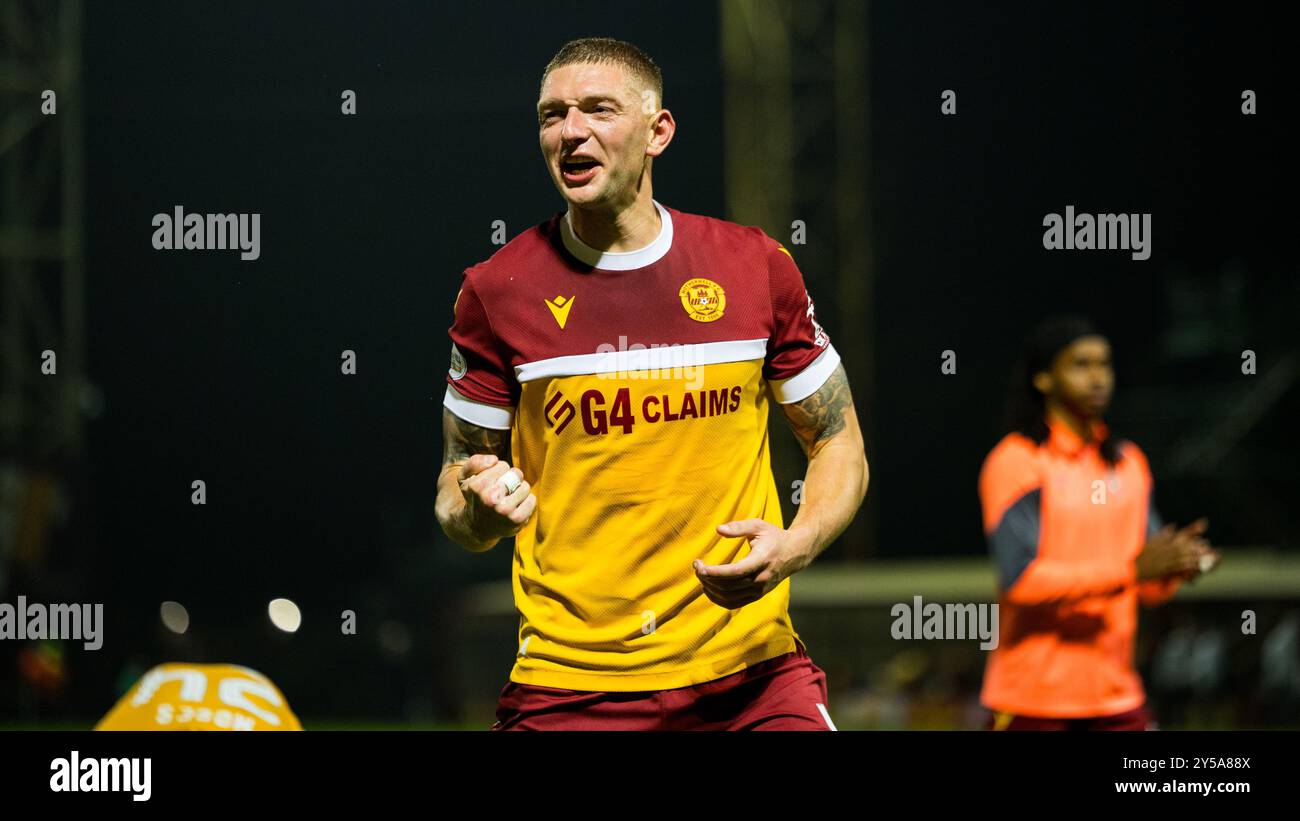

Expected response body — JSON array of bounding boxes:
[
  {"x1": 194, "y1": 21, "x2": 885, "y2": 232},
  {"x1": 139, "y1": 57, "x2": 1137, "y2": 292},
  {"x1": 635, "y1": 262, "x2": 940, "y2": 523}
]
[
  {"x1": 663, "y1": 205, "x2": 781, "y2": 258},
  {"x1": 462, "y1": 212, "x2": 566, "y2": 290}
]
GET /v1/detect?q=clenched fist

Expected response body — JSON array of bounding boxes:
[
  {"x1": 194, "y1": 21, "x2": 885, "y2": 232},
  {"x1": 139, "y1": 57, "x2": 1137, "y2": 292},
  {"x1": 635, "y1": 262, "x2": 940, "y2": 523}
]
[{"x1": 457, "y1": 454, "x2": 538, "y2": 543}]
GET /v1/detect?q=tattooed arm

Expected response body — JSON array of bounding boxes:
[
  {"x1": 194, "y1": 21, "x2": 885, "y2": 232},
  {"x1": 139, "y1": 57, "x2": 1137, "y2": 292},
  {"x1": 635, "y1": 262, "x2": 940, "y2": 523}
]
[
  {"x1": 778, "y1": 363, "x2": 869, "y2": 563},
  {"x1": 435, "y1": 407, "x2": 536, "y2": 552}
]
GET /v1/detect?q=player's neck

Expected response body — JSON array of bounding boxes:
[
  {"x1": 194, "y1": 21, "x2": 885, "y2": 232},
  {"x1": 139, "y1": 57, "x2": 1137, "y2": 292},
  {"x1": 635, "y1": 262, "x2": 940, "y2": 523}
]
[
  {"x1": 1045, "y1": 400, "x2": 1097, "y2": 443},
  {"x1": 568, "y1": 194, "x2": 661, "y2": 253}
]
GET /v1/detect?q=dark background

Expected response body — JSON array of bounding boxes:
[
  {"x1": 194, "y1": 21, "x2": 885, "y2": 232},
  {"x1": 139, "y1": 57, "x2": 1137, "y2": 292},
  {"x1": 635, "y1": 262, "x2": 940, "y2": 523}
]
[{"x1": 1, "y1": 1, "x2": 1294, "y2": 725}]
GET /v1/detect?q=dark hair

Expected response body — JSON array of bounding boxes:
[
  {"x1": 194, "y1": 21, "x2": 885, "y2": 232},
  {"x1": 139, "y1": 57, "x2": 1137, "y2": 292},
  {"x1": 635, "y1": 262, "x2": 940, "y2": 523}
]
[
  {"x1": 1006, "y1": 315, "x2": 1123, "y2": 465},
  {"x1": 541, "y1": 37, "x2": 663, "y2": 107}
]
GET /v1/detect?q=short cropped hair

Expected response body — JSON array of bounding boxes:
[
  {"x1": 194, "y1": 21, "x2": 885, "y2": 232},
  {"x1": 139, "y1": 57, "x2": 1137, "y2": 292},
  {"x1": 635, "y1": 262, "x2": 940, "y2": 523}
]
[{"x1": 540, "y1": 37, "x2": 663, "y2": 107}]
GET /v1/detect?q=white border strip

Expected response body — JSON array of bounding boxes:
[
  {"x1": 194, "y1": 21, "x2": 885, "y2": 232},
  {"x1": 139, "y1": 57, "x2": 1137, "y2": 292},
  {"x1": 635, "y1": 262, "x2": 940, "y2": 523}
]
[
  {"x1": 561, "y1": 200, "x2": 673, "y2": 270},
  {"x1": 770, "y1": 344, "x2": 841, "y2": 403},
  {"x1": 443, "y1": 384, "x2": 514, "y2": 430},
  {"x1": 514, "y1": 338, "x2": 770, "y2": 383},
  {"x1": 815, "y1": 703, "x2": 838, "y2": 731}
]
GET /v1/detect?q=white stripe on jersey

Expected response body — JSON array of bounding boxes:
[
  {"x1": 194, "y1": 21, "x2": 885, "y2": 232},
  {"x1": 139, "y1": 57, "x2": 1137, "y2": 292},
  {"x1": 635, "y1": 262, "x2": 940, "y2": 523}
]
[
  {"x1": 769, "y1": 344, "x2": 841, "y2": 404},
  {"x1": 445, "y1": 339, "x2": 841, "y2": 425},
  {"x1": 444, "y1": 383, "x2": 514, "y2": 429},
  {"x1": 513, "y1": 337, "x2": 770, "y2": 383},
  {"x1": 815, "y1": 702, "x2": 838, "y2": 731}
]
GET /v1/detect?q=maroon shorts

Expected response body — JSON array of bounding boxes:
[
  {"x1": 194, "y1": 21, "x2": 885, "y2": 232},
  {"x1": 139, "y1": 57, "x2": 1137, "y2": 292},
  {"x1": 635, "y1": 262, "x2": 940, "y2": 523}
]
[
  {"x1": 492, "y1": 646, "x2": 835, "y2": 731},
  {"x1": 988, "y1": 703, "x2": 1155, "y2": 731}
]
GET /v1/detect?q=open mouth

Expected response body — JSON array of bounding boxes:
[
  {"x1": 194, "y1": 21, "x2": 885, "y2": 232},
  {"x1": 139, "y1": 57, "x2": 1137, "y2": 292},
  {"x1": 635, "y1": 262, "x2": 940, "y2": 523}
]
[{"x1": 561, "y1": 157, "x2": 601, "y2": 185}]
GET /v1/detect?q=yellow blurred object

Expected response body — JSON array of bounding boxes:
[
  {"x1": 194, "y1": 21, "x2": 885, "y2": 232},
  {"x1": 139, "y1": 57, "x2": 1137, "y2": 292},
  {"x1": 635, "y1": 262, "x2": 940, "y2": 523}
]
[{"x1": 95, "y1": 663, "x2": 302, "y2": 731}]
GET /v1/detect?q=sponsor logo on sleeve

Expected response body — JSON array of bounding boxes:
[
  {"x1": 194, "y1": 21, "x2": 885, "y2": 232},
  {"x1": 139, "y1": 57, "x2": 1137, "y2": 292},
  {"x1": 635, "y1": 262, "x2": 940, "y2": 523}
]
[{"x1": 449, "y1": 344, "x2": 467, "y2": 380}]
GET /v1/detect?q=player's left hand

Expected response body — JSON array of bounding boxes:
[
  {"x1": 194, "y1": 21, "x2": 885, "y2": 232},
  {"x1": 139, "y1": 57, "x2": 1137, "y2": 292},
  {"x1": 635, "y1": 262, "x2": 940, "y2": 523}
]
[{"x1": 693, "y1": 519, "x2": 814, "y2": 609}]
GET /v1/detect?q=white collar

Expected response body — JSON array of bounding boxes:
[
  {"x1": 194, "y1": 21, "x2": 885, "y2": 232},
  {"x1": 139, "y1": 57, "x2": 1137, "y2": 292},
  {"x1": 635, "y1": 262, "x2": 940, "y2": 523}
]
[{"x1": 561, "y1": 199, "x2": 673, "y2": 270}]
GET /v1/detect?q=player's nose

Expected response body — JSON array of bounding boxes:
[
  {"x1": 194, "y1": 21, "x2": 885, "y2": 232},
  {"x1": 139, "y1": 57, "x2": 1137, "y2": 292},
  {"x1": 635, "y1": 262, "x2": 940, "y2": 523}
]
[{"x1": 560, "y1": 107, "x2": 589, "y2": 143}]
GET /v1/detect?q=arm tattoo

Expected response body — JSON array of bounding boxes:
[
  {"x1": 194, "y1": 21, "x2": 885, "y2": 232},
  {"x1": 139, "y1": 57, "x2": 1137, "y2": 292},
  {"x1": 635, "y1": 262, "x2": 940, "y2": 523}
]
[
  {"x1": 778, "y1": 363, "x2": 852, "y2": 456},
  {"x1": 441, "y1": 407, "x2": 511, "y2": 465}
]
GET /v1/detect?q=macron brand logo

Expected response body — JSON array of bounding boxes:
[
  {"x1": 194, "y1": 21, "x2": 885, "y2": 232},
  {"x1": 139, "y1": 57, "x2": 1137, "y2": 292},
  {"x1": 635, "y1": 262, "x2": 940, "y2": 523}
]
[
  {"x1": 151, "y1": 205, "x2": 261, "y2": 261},
  {"x1": 1042, "y1": 205, "x2": 1151, "y2": 260},
  {"x1": 50, "y1": 751, "x2": 151, "y2": 802},
  {"x1": 544, "y1": 295, "x2": 575, "y2": 329}
]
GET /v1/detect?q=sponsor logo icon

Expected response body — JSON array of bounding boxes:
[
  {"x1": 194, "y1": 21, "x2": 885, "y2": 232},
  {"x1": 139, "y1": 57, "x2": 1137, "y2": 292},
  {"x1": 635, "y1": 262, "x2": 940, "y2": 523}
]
[
  {"x1": 448, "y1": 344, "x2": 467, "y2": 380},
  {"x1": 544, "y1": 391, "x2": 576, "y2": 434}
]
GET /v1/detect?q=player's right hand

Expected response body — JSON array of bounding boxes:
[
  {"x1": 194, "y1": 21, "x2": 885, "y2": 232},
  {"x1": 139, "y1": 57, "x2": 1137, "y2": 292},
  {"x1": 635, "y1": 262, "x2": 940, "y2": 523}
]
[{"x1": 458, "y1": 454, "x2": 537, "y2": 541}]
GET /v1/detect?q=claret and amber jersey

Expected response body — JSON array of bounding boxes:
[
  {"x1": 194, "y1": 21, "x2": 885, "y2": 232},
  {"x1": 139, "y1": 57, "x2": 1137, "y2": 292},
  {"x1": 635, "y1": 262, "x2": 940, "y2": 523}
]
[{"x1": 444, "y1": 200, "x2": 841, "y2": 691}]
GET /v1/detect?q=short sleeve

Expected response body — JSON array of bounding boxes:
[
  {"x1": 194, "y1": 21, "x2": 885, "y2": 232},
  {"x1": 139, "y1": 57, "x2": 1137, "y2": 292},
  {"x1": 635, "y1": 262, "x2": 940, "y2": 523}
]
[
  {"x1": 763, "y1": 243, "x2": 841, "y2": 403},
  {"x1": 443, "y1": 274, "x2": 516, "y2": 430}
]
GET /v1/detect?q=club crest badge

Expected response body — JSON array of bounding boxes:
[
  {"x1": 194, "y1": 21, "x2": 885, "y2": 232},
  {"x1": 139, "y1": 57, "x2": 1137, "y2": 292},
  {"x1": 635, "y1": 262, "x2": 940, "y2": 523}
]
[{"x1": 679, "y1": 278, "x2": 726, "y2": 322}]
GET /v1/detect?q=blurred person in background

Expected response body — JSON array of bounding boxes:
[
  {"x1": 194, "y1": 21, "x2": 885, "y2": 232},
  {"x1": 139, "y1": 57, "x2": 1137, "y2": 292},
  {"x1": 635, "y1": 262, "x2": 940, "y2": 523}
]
[{"x1": 978, "y1": 316, "x2": 1220, "y2": 730}]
